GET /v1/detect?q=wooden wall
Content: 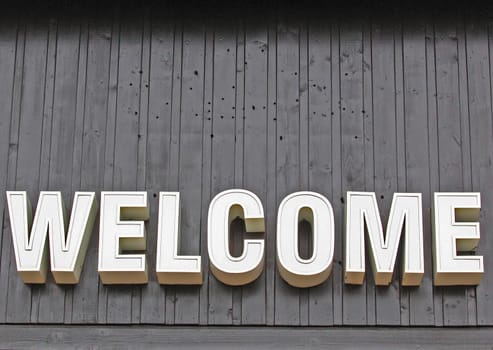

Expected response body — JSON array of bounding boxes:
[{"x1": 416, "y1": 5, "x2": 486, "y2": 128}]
[{"x1": 0, "y1": 1, "x2": 493, "y2": 327}]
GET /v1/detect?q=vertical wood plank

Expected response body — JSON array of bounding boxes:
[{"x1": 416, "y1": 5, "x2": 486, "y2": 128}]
[
  {"x1": 241, "y1": 18, "x2": 269, "y2": 325},
  {"x1": 425, "y1": 13, "x2": 443, "y2": 327},
  {"x1": 6, "y1": 18, "x2": 50, "y2": 323},
  {"x1": 265, "y1": 9, "x2": 278, "y2": 326},
  {"x1": 298, "y1": 19, "x2": 310, "y2": 327},
  {"x1": 393, "y1": 11, "x2": 409, "y2": 327},
  {"x1": 340, "y1": 16, "x2": 366, "y2": 326},
  {"x1": 274, "y1": 17, "x2": 301, "y2": 326},
  {"x1": 132, "y1": 6, "x2": 151, "y2": 325},
  {"x1": 371, "y1": 16, "x2": 401, "y2": 326},
  {"x1": 402, "y1": 12, "x2": 435, "y2": 326},
  {"x1": 307, "y1": 19, "x2": 333, "y2": 326},
  {"x1": 72, "y1": 15, "x2": 112, "y2": 324},
  {"x1": 38, "y1": 17, "x2": 81, "y2": 324},
  {"x1": 331, "y1": 18, "x2": 344, "y2": 326},
  {"x1": 105, "y1": 10, "x2": 144, "y2": 324},
  {"x1": 362, "y1": 12, "x2": 376, "y2": 326},
  {"x1": 434, "y1": 16, "x2": 468, "y2": 326},
  {"x1": 28, "y1": 15, "x2": 57, "y2": 324},
  {"x1": 165, "y1": 14, "x2": 183, "y2": 325},
  {"x1": 0, "y1": 12, "x2": 19, "y2": 323},
  {"x1": 173, "y1": 18, "x2": 206, "y2": 325},
  {"x1": 0, "y1": 16, "x2": 17, "y2": 252},
  {"x1": 139, "y1": 10, "x2": 174, "y2": 325},
  {"x1": 98, "y1": 6, "x2": 119, "y2": 324},
  {"x1": 470, "y1": 11, "x2": 493, "y2": 326},
  {"x1": 455, "y1": 9, "x2": 476, "y2": 326},
  {"x1": 232, "y1": 19, "x2": 245, "y2": 327},
  {"x1": 64, "y1": 14, "x2": 89, "y2": 325},
  {"x1": 198, "y1": 17, "x2": 214, "y2": 326},
  {"x1": 208, "y1": 19, "x2": 237, "y2": 325}
]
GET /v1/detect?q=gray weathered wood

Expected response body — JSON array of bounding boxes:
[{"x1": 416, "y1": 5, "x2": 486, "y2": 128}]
[
  {"x1": 173, "y1": 19, "x2": 206, "y2": 324},
  {"x1": 265, "y1": 12, "x2": 278, "y2": 326},
  {"x1": 198, "y1": 17, "x2": 214, "y2": 326},
  {"x1": 371, "y1": 17, "x2": 400, "y2": 326},
  {"x1": 72, "y1": 16, "x2": 112, "y2": 324},
  {"x1": 0, "y1": 4, "x2": 492, "y2": 327},
  {"x1": 0, "y1": 13, "x2": 18, "y2": 324},
  {"x1": 393, "y1": 12, "x2": 409, "y2": 326},
  {"x1": 470, "y1": 11, "x2": 493, "y2": 326},
  {"x1": 64, "y1": 14, "x2": 89, "y2": 325},
  {"x1": 208, "y1": 19, "x2": 238, "y2": 325},
  {"x1": 298, "y1": 19, "x2": 310, "y2": 327},
  {"x1": 133, "y1": 8, "x2": 151, "y2": 325},
  {"x1": 6, "y1": 18, "x2": 50, "y2": 323},
  {"x1": 241, "y1": 19, "x2": 269, "y2": 325},
  {"x1": 30, "y1": 16, "x2": 57, "y2": 324},
  {"x1": 424, "y1": 13, "x2": 443, "y2": 327},
  {"x1": 105, "y1": 9, "x2": 145, "y2": 324},
  {"x1": 98, "y1": 7, "x2": 120, "y2": 324},
  {"x1": 434, "y1": 16, "x2": 468, "y2": 326},
  {"x1": 274, "y1": 17, "x2": 301, "y2": 326},
  {"x1": 331, "y1": 18, "x2": 344, "y2": 326},
  {"x1": 139, "y1": 13, "x2": 174, "y2": 325},
  {"x1": 232, "y1": 18, "x2": 245, "y2": 326},
  {"x1": 1, "y1": 325, "x2": 493, "y2": 349},
  {"x1": 340, "y1": 16, "x2": 366, "y2": 325},
  {"x1": 455, "y1": 11, "x2": 476, "y2": 326},
  {"x1": 307, "y1": 19, "x2": 333, "y2": 326},
  {"x1": 402, "y1": 14, "x2": 435, "y2": 326},
  {"x1": 362, "y1": 14, "x2": 376, "y2": 326},
  {"x1": 166, "y1": 13, "x2": 184, "y2": 325},
  {"x1": 37, "y1": 17, "x2": 81, "y2": 324}
]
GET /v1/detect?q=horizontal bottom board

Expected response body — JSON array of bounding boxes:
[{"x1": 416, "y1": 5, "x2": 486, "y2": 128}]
[{"x1": 0, "y1": 325, "x2": 492, "y2": 349}]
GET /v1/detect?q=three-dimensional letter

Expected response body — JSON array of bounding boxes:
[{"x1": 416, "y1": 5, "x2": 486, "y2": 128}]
[
  {"x1": 208, "y1": 189, "x2": 265, "y2": 286},
  {"x1": 156, "y1": 192, "x2": 202, "y2": 284},
  {"x1": 6, "y1": 191, "x2": 97, "y2": 284},
  {"x1": 277, "y1": 192, "x2": 335, "y2": 288},
  {"x1": 98, "y1": 192, "x2": 149, "y2": 284},
  {"x1": 345, "y1": 192, "x2": 424, "y2": 286},
  {"x1": 433, "y1": 192, "x2": 483, "y2": 285}
]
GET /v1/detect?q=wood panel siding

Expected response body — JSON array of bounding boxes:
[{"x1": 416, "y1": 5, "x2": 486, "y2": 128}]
[{"x1": 0, "y1": 2, "x2": 492, "y2": 329}]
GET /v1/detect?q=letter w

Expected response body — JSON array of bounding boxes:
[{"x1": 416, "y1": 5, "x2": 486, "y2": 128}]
[{"x1": 6, "y1": 191, "x2": 97, "y2": 284}]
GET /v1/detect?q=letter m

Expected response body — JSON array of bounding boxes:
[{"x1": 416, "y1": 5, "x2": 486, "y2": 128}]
[
  {"x1": 344, "y1": 192, "x2": 424, "y2": 286},
  {"x1": 6, "y1": 191, "x2": 97, "y2": 284}
]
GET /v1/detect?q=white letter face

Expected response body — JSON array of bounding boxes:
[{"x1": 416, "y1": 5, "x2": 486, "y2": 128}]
[
  {"x1": 277, "y1": 192, "x2": 335, "y2": 288},
  {"x1": 433, "y1": 193, "x2": 483, "y2": 286},
  {"x1": 156, "y1": 192, "x2": 202, "y2": 285},
  {"x1": 6, "y1": 191, "x2": 97, "y2": 284},
  {"x1": 208, "y1": 189, "x2": 265, "y2": 286},
  {"x1": 345, "y1": 192, "x2": 424, "y2": 286},
  {"x1": 98, "y1": 192, "x2": 149, "y2": 284}
]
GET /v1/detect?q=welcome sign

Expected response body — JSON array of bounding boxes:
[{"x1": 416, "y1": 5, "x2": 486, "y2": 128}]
[{"x1": 5, "y1": 190, "x2": 483, "y2": 288}]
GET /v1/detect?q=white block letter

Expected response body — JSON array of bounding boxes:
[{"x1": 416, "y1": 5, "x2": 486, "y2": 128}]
[
  {"x1": 208, "y1": 189, "x2": 265, "y2": 286},
  {"x1": 277, "y1": 191, "x2": 335, "y2": 288},
  {"x1": 345, "y1": 192, "x2": 424, "y2": 286},
  {"x1": 433, "y1": 192, "x2": 483, "y2": 286},
  {"x1": 156, "y1": 192, "x2": 202, "y2": 284},
  {"x1": 6, "y1": 191, "x2": 97, "y2": 284},
  {"x1": 98, "y1": 192, "x2": 149, "y2": 284}
]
